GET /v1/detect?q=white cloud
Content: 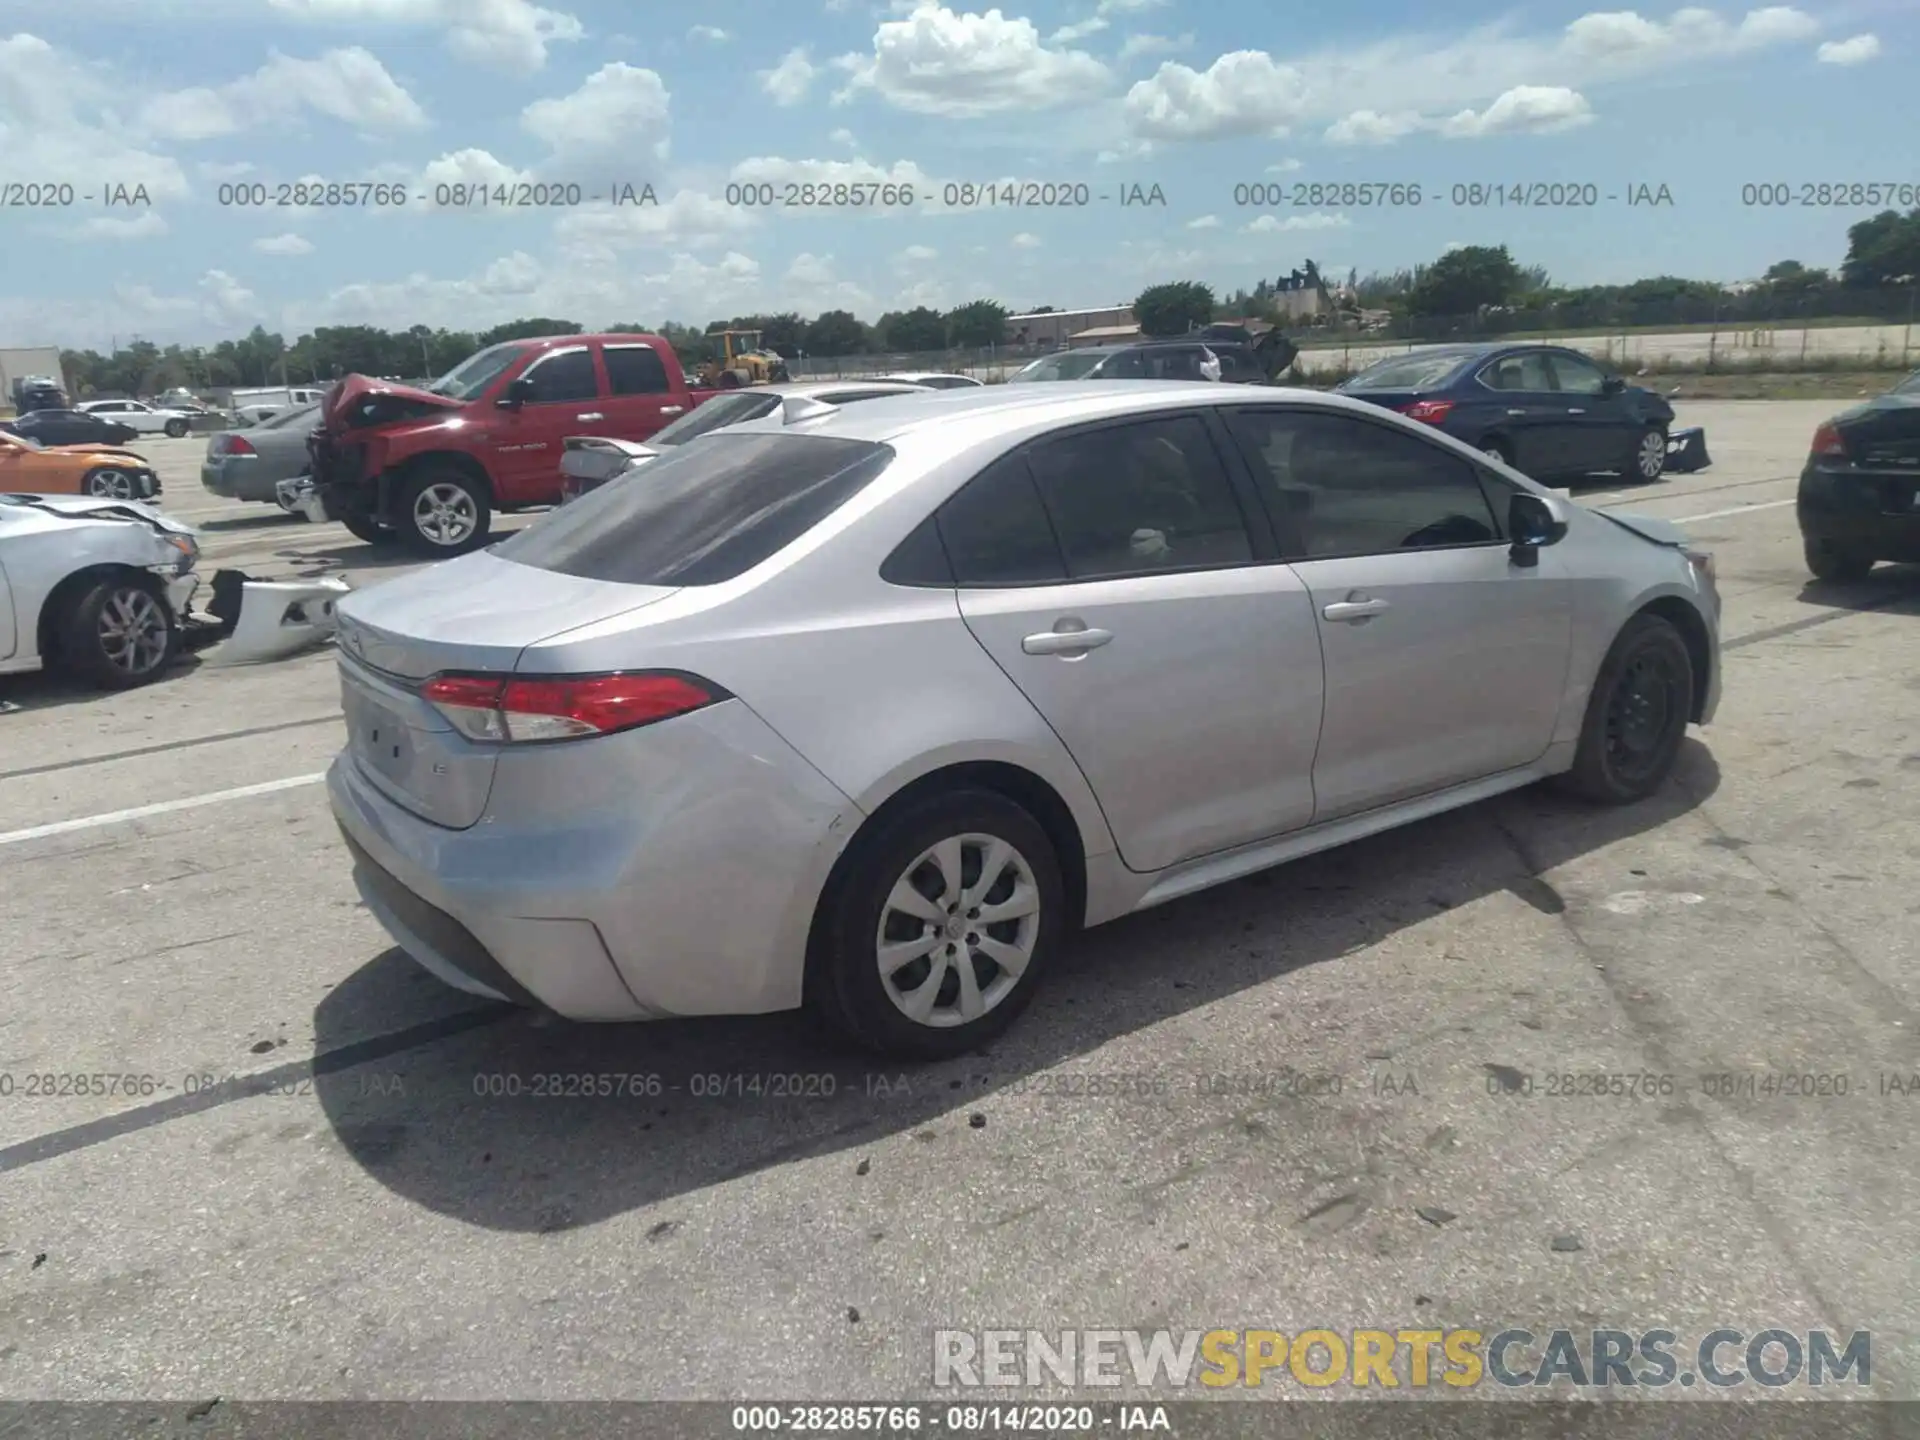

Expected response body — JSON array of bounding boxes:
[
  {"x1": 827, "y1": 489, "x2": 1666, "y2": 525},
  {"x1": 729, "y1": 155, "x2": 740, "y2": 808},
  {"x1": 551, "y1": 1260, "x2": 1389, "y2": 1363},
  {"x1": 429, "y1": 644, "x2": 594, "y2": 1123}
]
[
  {"x1": 761, "y1": 47, "x2": 819, "y2": 105},
  {"x1": 196, "y1": 160, "x2": 256, "y2": 180},
  {"x1": 254, "y1": 232, "x2": 315, "y2": 255},
  {"x1": 143, "y1": 48, "x2": 426, "y2": 140},
  {"x1": 1266, "y1": 158, "x2": 1302, "y2": 173},
  {"x1": 1011, "y1": 231, "x2": 1041, "y2": 248},
  {"x1": 898, "y1": 244, "x2": 939, "y2": 261},
  {"x1": 1435, "y1": 85, "x2": 1593, "y2": 137},
  {"x1": 1126, "y1": 7, "x2": 1821, "y2": 145},
  {"x1": 417, "y1": 147, "x2": 536, "y2": 206},
  {"x1": 200, "y1": 269, "x2": 262, "y2": 327},
  {"x1": 1050, "y1": 18, "x2": 1108, "y2": 43},
  {"x1": 830, "y1": 127, "x2": 858, "y2": 147},
  {"x1": 1816, "y1": 33, "x2": 1879, "y2": 64},
  {"x1": 1094, "y1": 138, "x2": 1157, "y2": 163},
  {"x1": 1186, "y1": 214, "x2": 1220, "y2": 229},
  {"x1": 78, "y1": 212, "x2": 168, "y2": 240},
  {"x1": 689, "y1": 24, "x2": 730, "y2": 42},
  {"x1": 0, "y1": 36, "x2": 187, "y2": 213},
  {"x1": 835, "y1": 3, "x2": 1113, "y2": 116},
  {"x1": 1118, "y1": 32, "x2": 1191, "y2": 61},
  {"x1": 1245, "y1": 211, "x2": 1349, "y2": 233},
  {"x1": 1324, "y1": 110, "x2": 1424, "y2": 145},
  {"x1": 522, "y1": 63, "x2": 671, "y2": 165},
  {"x1": 552, "y1": 189, "x2": 757, "y2": 260},
  {"x1": 266, "y1": 0, "x2": 584, "y2": 74},
  {"x1": 730, "y1": 154, "x2": 937, "y2": 208}
]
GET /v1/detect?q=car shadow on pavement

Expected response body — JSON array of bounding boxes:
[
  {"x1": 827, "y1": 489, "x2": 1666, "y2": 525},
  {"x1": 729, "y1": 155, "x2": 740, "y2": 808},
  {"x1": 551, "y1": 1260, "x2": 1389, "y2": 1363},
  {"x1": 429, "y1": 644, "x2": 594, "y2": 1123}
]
[
  {"x1": 311, "y1": 742, "x2": 1720, "y2": 1233},
  {"x1": 1792, "y1": 561, "x2": 1920, "y2": 616}
]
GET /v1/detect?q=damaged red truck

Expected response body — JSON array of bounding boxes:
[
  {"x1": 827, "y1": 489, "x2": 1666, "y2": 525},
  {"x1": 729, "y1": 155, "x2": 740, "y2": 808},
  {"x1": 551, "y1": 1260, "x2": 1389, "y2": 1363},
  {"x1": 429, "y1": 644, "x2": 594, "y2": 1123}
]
[{"x1": 307, "y1": 333, "x2": 715, "y2": 554}]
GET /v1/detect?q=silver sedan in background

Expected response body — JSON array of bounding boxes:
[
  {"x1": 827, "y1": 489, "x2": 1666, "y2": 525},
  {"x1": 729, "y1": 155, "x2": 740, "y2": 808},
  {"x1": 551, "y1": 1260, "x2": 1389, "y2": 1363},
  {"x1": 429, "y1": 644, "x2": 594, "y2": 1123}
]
[
  {"x1": 200, "y1": 402, "x2": 321, "y2": 505},
  {"x1": 328, "y1": 383, "x2": 1721, "y2": 1058}
]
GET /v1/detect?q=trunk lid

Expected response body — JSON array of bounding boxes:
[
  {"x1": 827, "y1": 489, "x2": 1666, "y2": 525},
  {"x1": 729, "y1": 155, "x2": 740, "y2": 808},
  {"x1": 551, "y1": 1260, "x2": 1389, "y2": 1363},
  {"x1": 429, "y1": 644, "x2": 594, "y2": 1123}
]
[
  {"x1": 333, "y1": 551, "x2": 679, "y2": 828},
  {"x1": 1831, "y1": 392, "x2": 1920, "y2": 470}
]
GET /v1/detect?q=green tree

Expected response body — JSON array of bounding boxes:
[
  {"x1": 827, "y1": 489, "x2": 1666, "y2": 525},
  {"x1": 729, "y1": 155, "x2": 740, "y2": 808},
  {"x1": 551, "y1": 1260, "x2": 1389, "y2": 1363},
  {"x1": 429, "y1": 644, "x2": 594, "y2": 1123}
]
[
  {"x1": 878, "y1": 306, "x2": 947, "y2": 351},
  {"x1": 943, "y1": 299, "x2": 1008, "y2": 347},
  {"x1": 1841, "y1": 207, "x2": 1920, "y2": 285},
  {"x1": 1134, "y1": 281, "x2": 1214, "y2": 336},
  {"x1": 477, "y1": 317, "x2": 582, "y2": 345},
  {"x1": 1406, "y1": 245, "x2": 1522, "y2": 316},
  {"x1": 804, "y1": 309, "x2": 869, "y2": 356}
]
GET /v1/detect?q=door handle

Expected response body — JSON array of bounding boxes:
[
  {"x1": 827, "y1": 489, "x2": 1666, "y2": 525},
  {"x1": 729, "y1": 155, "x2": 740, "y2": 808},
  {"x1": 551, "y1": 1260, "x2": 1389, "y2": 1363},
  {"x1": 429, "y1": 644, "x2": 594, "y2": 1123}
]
[
  {"x1": 576, "y1": 412, "x2": 604, "y2": 421},
  {"x1": 1022, "y1": 626, "x2": 1113, "y2": 656},
  {"x1": 1566, "y1": 407, "x2": 1586, "y2": 415},
  {"x1": 659, "y1": 405, "x2": 685, "y2": 416},
  {"x1": 1322, "y1": 595, "x2": 1391, "y2": 623}
]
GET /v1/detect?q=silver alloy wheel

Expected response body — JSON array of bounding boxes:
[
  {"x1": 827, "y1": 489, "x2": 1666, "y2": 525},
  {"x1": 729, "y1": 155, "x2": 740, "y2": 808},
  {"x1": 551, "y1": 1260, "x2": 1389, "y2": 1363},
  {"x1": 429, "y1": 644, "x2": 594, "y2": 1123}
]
[
  {"x1": 1636, "y1": 429, "x2": 1667, "y2": 480},
  {"x1": 85, "y1": 468, "x2": 135, "y2": 500},
  {"x1": 876, "y1": 832, "x2": 1041, "y2": 1028},
  {"x1": 412, "y1": 481, "x2": 478, "y2": 546},
  {"x1": 97, "y1": 587, "x2": 171, "y2": 675}
]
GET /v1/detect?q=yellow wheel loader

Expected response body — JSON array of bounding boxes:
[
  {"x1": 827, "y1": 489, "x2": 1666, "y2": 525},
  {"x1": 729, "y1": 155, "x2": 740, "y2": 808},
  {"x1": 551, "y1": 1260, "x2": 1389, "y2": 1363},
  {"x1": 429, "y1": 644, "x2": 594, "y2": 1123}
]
[{"x1": 696, "y1": 330, "x2": 791, "y2": 389}]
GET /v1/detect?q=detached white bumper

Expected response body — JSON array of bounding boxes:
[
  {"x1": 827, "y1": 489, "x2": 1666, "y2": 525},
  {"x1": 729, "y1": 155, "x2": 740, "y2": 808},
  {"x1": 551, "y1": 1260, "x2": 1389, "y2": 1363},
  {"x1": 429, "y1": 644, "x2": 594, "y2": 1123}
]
[{"x1": 202, "y1": 573, "x2": 352, "y2": 666}]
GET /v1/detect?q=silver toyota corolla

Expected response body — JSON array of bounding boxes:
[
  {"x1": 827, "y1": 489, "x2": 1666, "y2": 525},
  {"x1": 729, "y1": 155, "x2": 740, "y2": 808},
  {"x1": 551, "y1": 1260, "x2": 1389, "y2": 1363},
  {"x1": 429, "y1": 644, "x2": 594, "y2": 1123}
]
[{"x1": 329, "y1": 382, "x2": 1721, "y2": 1058}]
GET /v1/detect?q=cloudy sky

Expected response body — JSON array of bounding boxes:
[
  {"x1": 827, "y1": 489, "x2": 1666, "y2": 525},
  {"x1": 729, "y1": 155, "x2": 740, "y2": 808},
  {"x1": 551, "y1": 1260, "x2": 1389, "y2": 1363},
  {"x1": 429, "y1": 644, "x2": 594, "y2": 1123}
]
[{"x1": 0, "y1": 0, "x2": 1907, "y2": 349}]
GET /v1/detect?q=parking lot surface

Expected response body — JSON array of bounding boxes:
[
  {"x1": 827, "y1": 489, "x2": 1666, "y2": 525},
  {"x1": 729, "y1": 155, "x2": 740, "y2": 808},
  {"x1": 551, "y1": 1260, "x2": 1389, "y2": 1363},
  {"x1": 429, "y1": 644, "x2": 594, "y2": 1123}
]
[{"x1": 1, "y1": 405, "x2": 1917, "y2": 1402}]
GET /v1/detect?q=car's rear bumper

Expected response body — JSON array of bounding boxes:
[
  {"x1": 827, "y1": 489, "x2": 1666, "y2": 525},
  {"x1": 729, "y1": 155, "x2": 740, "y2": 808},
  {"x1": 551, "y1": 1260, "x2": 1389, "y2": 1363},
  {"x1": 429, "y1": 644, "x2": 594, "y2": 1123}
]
[
  {"x1": 1798, "y1": 462, "x2": 1920, "y2": 558},
  {"x1": 326, "y1": 699, "x2": 863, "y2": 1021}
]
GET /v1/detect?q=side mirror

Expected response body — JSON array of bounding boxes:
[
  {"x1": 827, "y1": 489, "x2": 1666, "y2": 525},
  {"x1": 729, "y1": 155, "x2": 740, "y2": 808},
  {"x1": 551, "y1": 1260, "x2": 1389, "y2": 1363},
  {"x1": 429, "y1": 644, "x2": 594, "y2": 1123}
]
[
  {"x1": 497, "y1": 376, "x2": 535, "y2": 409},
  {"x1": 1601, "y1": 375, "x2": 1626, "y2": 395},
  {"x1": 1508, "y1": 491, "x2": 1569, "y2": 568}
]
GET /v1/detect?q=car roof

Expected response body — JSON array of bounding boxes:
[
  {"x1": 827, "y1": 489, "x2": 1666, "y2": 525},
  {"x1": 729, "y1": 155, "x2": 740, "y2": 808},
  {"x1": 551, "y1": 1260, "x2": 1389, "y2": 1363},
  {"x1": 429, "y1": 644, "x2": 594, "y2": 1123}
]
[
  {"x1": 737, "y1": 379, "x2": 1413, "y2": 446},
  {"x1": 884, "y1": 371, "x2": 974, "y2": 382},
  {"x1": 745, "y1": 379, "x2": 930, "y2": 397}
]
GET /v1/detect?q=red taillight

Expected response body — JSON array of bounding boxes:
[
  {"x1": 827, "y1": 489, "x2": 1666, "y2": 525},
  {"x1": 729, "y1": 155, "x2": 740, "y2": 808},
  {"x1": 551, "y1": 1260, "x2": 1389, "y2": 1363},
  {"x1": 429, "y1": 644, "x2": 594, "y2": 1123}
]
[
  {"x1": 421, "y1": 671, "x2": 725, "y2": 743},
  {"x1": 1810, "y1": 421, "x2": 1846, "y2": 458},
  {"x1": 219, "y1": 434, "x2": 256, "y2": 456},
  {"x1": 1399, "y1": 399, "x2": 1454, "y2": 425}
]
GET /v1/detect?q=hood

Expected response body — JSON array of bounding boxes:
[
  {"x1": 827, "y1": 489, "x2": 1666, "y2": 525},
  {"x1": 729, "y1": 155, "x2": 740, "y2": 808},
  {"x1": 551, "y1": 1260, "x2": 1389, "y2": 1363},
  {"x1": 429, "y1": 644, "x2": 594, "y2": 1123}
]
[
  {"x1": 1597, "y1": 509, "x2": 1687, "y2": 547},
  {"x1": 46, "y1": 444, "x2": 149, "y2": 464},
  {"x1": 1, "y1": 493, "x2": 198, "y2": 536},
  {"x1": 321, "y1": 373, "x2": 464, "y2": 431}
]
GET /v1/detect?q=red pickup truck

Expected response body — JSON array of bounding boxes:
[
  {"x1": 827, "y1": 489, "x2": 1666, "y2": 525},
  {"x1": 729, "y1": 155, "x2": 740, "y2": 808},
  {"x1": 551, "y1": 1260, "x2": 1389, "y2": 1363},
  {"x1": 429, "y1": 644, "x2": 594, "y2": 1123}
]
[{"x1": 307, "y1": 332, "x2": 716, "y2": 554}]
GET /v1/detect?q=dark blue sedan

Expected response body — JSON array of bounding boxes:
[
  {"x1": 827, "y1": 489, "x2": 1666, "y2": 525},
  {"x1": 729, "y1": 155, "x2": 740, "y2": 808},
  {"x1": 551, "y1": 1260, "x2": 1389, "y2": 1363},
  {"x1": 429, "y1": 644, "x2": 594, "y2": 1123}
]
[{"x1": 1337, "y1": 342, "x2": 1676, "y2": 483}]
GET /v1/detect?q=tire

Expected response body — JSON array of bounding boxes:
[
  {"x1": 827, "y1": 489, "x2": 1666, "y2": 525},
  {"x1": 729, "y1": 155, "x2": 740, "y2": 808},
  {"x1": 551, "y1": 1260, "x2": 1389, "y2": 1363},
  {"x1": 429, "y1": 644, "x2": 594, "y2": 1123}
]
[
  {"x1": 1557, "y1": 613, "x2": 1694, "y2": 805},
  {"x1": 807, "y1": 788, "x2": 1066, "y2": 1060},
  {"x1": 1803, "y1": 537, "x2": 1873, "y2": 583},
  {"x1": 163, "y1": 418, "x2": 189, "y2": 438},
  {"x1": 82, "y1": 467, "x2": 137, "y2": 500},
  {"x1": 341, "y1": 512, "x2": 394, "y2": 544},
  {"x1": 1630, "y1": 424, "x2": 1668, "y2": 483},
  {"x1": 58, "y1": 578, "x2": 179, "y2": 690},
  {"x1": 394, "y1": 468, "x2": 492, "y2": 556}
]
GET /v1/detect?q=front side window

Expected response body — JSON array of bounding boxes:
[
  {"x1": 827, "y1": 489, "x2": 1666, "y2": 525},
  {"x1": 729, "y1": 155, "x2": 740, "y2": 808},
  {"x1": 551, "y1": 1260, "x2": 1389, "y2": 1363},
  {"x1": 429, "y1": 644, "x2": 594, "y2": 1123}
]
[
  {"x1": 1479, "y1": 352, "x2": 1558, "y2": 392},
  {"x1": 496, "y1": 433, "x2": 893, "y2": 585},
  {"x1": 518, "y1": 348, "x2": 599, "y2": 404},
  {"x1": 1024, "y1": 414, "x2": 1254, "y2": 578},
  {"x1": 1225, "y1": 408, "x2": 1498, "y2": 559},
  {"x1": 1547, "y1": 352, "x2": 1609, "y2": 395}
]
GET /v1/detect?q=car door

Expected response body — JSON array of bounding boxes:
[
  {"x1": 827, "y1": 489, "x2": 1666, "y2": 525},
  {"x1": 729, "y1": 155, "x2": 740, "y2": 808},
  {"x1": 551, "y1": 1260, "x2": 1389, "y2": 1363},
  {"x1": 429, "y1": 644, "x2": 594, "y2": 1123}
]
[
  {"x1": 118, "y1": 402, "x2": 158, "y2": 433},
  {"x1": 599, "y1": 341, "x2": 690, "y2": 439},
  {"x1": 1222, "y1": 404, "x2": 1573, "y2": 822},
  {"x1": 489, "y1": 345, "x2": 602, "y2": 499},
  {"x1": 1545, "y1": 350, "x2": 1635, "y2": 476},
  {"x1": 1472, "y1": 351, "x2": 1569, "y2": 475},
  {"x1": 944, "y1": 411, "x2": 1326, "y2": 873}
]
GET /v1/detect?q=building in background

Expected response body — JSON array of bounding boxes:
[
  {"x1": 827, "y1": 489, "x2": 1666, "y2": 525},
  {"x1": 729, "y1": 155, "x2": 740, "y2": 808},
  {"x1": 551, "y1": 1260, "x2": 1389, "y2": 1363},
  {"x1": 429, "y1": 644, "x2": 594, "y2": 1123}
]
[{"x1": 1006, "y1": 306, "x2": 1135, "y2": 350}]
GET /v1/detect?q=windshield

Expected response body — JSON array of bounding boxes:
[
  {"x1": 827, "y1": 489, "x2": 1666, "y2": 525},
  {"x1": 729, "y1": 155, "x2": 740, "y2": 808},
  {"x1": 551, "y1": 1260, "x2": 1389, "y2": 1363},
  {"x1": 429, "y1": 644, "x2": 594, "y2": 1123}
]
[
  {"x1": 1009, "y1": 351, "x2": 1108, "y2": 382},
  {"x1": 428, "y1": 342, "x2": 530, "y2": 401},
  {"x1": 651, "y1": 392, "x2": 781, "y2": 445},
  {"x1": 1342, "y1": 351, "x2": 1475, "y2": 391}
]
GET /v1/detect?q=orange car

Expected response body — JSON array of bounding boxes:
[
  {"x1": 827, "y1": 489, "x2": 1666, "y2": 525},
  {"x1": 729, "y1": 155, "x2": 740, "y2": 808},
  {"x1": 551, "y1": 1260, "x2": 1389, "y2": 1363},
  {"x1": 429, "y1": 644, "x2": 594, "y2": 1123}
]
[{"x1": 0, "y1": 432, "x2": 160, "y2": 500}]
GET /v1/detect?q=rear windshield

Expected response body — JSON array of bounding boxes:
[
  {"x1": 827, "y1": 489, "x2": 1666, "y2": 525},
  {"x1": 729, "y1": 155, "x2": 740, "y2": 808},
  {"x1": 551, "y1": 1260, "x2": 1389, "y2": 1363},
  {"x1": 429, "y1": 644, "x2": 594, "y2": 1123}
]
[
  {"x1": 651, "y1": 391, "x2": 781, "y2": 445},
  {"x1": 1343, "y1": 352, "x2": 1474, "y2": 391},
  {"x1": 496, "y1": 432, "x2": 895, "y2": 586}
]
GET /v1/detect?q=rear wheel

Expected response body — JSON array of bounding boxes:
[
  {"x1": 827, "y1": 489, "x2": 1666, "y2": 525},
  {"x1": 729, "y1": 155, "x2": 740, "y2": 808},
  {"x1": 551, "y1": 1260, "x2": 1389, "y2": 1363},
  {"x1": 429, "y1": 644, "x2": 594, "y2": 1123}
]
[
  {"x1": 1803, "y1": 537, "x2": 1874, "y2": 582},
  {"x1": 808, "y1": 789, "x2": 1064, "y2": 1059},
  {"x1": 163, "y1": 418, "x2": 189, "y2": 438},
  {"x1": 58, "y1": 578, "x2": 179, "y2": 690},
  {"x1": 395, "y1": 469, "x2": 492, "y2": 556},
  {"x1": 341, "y1": 513, "x2": 394, "y2": 545},
  {"x1": 1631, "y1": 424, "x2": 1668, "y2": 482},
  {"x1": 1557, "y1": 613, "x2": 1694, "y2": 804},
  {"x1": 82, "y1": 467, "x2": 136, "y2": 500}
]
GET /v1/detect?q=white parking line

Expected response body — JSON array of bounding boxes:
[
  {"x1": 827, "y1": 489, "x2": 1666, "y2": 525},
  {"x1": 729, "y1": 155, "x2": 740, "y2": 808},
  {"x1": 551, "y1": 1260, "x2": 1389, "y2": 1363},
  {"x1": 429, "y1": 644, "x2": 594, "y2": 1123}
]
[
  {"x1": 0, "y1": 773, "x2": 326, "y2": 847},
  {"x1": 1672, "y1": 498, "x2": 1797, "y2": 523}
]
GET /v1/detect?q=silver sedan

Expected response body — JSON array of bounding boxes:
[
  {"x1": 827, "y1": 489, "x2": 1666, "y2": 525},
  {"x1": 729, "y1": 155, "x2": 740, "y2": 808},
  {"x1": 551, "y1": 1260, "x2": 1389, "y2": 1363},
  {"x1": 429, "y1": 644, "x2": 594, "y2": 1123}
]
[
  {"x1": 328, "y1": 383, "x2": 1721, "y2": 1058},
  {"x1": 200, "y1": 402, "x2": 321, "y2": 505}
]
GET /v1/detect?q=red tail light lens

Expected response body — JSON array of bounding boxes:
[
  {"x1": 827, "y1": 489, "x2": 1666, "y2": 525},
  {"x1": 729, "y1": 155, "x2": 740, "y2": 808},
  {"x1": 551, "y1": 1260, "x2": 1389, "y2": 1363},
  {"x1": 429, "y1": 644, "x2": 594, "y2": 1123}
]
[
  {"x1": 421, "y1": 671, "x2": 727, "y2": 744},
  {"x1": 1400, "y1": 400, "x2": 1454, "y2": 425},
  {"x1": 226, "y1": 435, "x2": 257, "y2": 455},
  {"x1": 1810, "y1": 421, "x2": 1846, "y2": 458}
]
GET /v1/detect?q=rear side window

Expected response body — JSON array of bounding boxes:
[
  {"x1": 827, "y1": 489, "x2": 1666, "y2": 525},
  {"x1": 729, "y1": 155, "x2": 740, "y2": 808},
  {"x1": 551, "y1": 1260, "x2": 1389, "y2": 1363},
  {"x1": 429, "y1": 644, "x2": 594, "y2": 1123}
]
[
  {"x1": 496, "y1": 433, "x2": 894, "y2": 586},
  {"x1": 937, "y1": 454, "x2": 1067, "y2": 585},
  {"x1": 604, "y1": 345, "x2": 670, "y2": 395}
]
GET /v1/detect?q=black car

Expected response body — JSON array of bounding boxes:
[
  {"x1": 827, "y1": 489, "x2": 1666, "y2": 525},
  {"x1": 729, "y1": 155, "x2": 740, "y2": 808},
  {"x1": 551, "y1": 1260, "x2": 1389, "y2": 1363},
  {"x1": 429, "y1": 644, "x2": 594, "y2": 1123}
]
[
  {"x1": 1337, "y1": 343, "x2": 1676, "y2": 483},
  {"x1": 1008, "y1": 335, "x2": 1284, "y2": 385},
  {"x1": 0, "y1": 408, "x2": 142, "y2": 447},
  {"x1": 1796, "y1": 368, "x2": 1920, "y2": 581}
]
